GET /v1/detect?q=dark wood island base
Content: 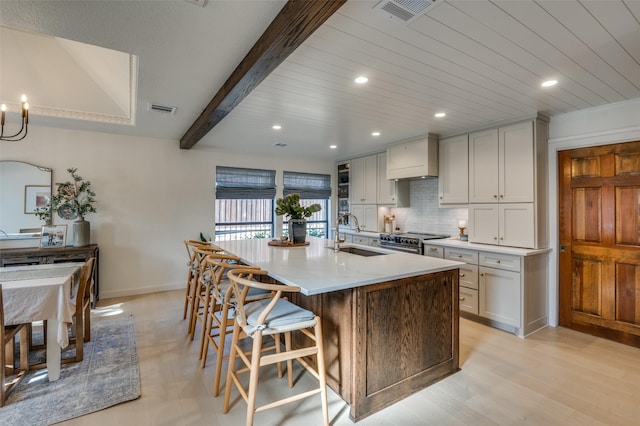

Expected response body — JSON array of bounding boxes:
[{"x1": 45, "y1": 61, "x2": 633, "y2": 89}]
[{"x1": 289, "y1": 269, "x2": 459, "y2": 422}]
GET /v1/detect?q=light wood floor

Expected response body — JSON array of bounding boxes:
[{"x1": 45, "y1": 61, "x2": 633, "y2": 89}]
[{"x1": 59, "y1": 289, "x2": 640, "y2": 426}]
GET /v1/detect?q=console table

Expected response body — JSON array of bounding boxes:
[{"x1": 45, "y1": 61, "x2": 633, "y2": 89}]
[{"x1": 0, "y1": 244, "x2": 100, "y2": 302}]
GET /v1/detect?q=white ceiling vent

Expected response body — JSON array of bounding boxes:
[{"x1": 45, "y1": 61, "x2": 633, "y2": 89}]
[
  {"x1": 147, "y1": 103, "x2": 177, "y2": 115},
  {"x1": 373, "y1": 0, "x2": 440, "y2": 23}
]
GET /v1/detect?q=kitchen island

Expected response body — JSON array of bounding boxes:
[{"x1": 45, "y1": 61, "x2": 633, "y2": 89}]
[{"x1": 215, "y1": 236, "x2": 464, "y2": 422}]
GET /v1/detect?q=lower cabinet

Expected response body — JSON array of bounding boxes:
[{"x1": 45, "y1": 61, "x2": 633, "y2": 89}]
[{"x1": 444, "y1": 244, "x2": 548, "y2": 338}]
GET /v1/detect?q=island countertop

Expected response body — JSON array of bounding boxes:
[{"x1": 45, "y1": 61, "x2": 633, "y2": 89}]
[{"x1": 215, "y1": 236, "x2": 464, "y2": 296}]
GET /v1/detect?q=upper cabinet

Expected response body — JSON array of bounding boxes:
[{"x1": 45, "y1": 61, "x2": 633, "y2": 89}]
[
  {"x1": 438, "y1": 134, "x2": 468, "y2": 205},
  {"x1": 469, "y1": 121, "x2": 534, "y2": 203},
  {"x1": 386, "y1": 134, "x2": 438, "y2": 180},
  {"x1": 377, "y1": 153, "x2": 409, "y2": 207},
  {"x1": 350, "y1": 154, "x2": 377, "y2": 205}
]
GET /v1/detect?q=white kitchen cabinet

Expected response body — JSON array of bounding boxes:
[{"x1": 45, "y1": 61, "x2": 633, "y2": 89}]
[
  {"x1": 468, "y1": 203, "x2": 535, "y2": 248},
  {"x1": 423, "y1": 244, "x2": 444, "y2": 258},
  {"x1": 445, "y1": 247, "x2": 479, "y2": 315},
  {"x1": 479, "y1": 266, "x2": 521, "y2": 328},
  {"x1": 386, "y1": 134, "x2": 438, "y2": 180},
  {"x1": 438, "y1": 134, "x2": 468, "y2": 205},
  {"x1": 469, "y1": 121, "x2": 534, "y2": 203},
  {"x1": 376, "y1": 152, "x2": 409, "y2": 206},
  {"x1": 352, "y1": 234, "x2": 381, "y2": 247},
  {"x1": 350, "y1": 204, "x2": 378, "y2": 232},
  {"x1": 350, "y1": 154, "x2": 377, "y2": 205},
  {"x1": 436, "y1": 242, "x2": 548, "y2": 338}
]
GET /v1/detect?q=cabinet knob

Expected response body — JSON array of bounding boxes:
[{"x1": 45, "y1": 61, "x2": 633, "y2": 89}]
[
  {"x1": 430, "y1": 248, "x2": 438, "y2": 251},
  {"x1": 458, "y1": 254, "x2": 463, "y2": 258},
  {"x1": 439, "y1": 196, "x2": 443, "y2": 199},
  {"x1": 480, "y1": 272, "x2": 485, "y2": 277},
  {"x1": 493, "y1": 194, "x2": 498, "y2": 199},
  {"x1": 459, "y1": 297, "x2": 466, "y2": 301},
  {"x1": 496, "y1": 259, "x2": 501, "y2": 263},
  {"x1": 500, "y1": 237, "x2": 504, "y2": 240},
  {"x1": 460, "y1": 273, "x2": 465, "y2": 277},
  {"x1": 493, "y1": 237, "x2": 498, "y2": 240},
  {"x1": 499, "y1": 194, "x2": 504, "y2": 198}
]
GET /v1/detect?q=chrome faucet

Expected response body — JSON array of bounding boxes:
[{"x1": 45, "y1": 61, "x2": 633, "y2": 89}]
[{"x1": 334, "y1": 213, "x2": 360, "y2": 253}]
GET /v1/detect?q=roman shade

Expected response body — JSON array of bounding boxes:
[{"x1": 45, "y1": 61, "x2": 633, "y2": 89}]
[
  {"x1": 215, "y1": 166, "x2": 276, "y2": 200},
  {"x1": 283, "y1": 171, "x2": 331, "y2": 199}
]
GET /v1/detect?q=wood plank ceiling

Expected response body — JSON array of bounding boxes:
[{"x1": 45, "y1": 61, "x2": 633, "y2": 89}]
[{"x1": 1, "y1": 0, "x2": 639, "y2": 159}]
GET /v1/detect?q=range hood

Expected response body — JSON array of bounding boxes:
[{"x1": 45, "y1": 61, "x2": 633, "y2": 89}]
[{"x1": 386, "y1": 133, "x2": 438, "y2": 180}]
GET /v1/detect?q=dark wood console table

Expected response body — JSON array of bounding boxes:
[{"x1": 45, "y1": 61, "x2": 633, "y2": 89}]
[{"x1": 0, "y1": 244, "x2": 100, "y2": 303}]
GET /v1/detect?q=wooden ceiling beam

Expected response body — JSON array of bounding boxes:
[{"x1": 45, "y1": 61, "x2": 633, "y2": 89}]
[{"x1": 180, "y1": 0, "x2": 348, "y2": 150}]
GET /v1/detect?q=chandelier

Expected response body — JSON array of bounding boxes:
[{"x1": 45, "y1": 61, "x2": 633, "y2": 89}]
[{"x1": 0, "y1": 95, "x2": 29, "y2": 141}]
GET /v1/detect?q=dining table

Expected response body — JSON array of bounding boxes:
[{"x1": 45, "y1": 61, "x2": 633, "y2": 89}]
[{"x1": 0, "y1": 262, "x2": 83, "y2": 381}]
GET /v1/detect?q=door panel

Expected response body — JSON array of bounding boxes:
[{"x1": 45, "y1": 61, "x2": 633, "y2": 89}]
[{"x1": 559, "y1": 140, "x2": 640, "y2": 347}]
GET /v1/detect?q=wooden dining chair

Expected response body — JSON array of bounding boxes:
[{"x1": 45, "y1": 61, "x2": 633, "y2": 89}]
[
  {"x1": 198, "y1": 254, "x2": 271, "y2": 397},
  {"x1": 223, "y1": 268, "x2": 329, "y2": 426},
  {"x1": 64, "y1": 257, "x2": 96, "y2": 363},
  {"x1": 1, "y1": 284, "x2": 29, "y2": 406}
]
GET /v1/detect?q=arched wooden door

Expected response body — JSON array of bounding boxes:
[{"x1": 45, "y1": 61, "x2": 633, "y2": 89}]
[{"x1": 559, "y1": 141, "x2": 640, "y2": 347}]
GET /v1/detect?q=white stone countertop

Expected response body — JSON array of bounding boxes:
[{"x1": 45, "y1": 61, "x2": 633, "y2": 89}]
[
  {"x1": 215, "y1": 236, "x2": 464, "y2": 296},
  {"x1": 422, "y1": 238, "x2": 552, "y2": 256}
]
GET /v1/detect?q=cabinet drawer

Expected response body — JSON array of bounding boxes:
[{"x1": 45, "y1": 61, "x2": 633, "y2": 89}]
[
  {"x1": 423, "y1": 245, "x2": 444, "y2": 258},
  {"x1": 459, "y1": 287, "x2": 478, "y2": 315},
  {"x1": 352, "y1": 236, "x2": 370, "y2": 245},
  {"x1": 369, "y1": 238, "x2": 380, "y2": 247},
  {"x1": 479, "y1": 252, "x2": 521, "y2": 272},
  {"x1": 444, "y1": 247, "x2": 478, "y2": 264},
  {"x1": 459, "y1": 264, "x2": 478, "y2": 290}
]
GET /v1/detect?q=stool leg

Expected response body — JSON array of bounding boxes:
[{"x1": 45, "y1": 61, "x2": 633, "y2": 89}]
[
  {"x1": 284, "y1": 331, "x2": 294, "y2": 387},
  {"x1": 212, "y1": 301, "x2": 231, "y2": 395},
  {"x1": 274, "y1": 332, "x2": 283, "y2": 378},
  {"x1": 200, "y1": 300, "x2": 215, "y2": 368},
  {"x1": 197, "y1": 290, "x2": 213, "y2": 358},
  {"x1": 245, "y1": 331, "x2": 264, "y2": 426},
  {"x1": 223, "y1": 320, "x2": 241, "y2": 414},
  {"x1": 314, "y1": 319, "x2": 329, "y2": 426}
]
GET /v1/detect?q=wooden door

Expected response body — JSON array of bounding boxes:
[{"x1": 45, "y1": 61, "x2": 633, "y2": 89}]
[{"x1": 559, "y1": 141, "x2": 640, "y2": 347}]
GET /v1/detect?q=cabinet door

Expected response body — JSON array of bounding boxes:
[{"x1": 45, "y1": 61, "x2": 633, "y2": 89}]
[
  {"x1": 438, "y1": 134, "x2": 468, "y2": 204},
  {"x1": 350, "y1": 204, "x2": 378, "y2": 232},
  {"x1": 499, "y1": 203, "x2": 535, "y2": 248},
  {"x1": 376, "y1": 152, "x2": 396, "y2": 204},
  {"x1": 459, "y1": 287, "x2": 479, "y2": 315},
  {"x1": 351, "y1": 155, "x2": 377, "y2": 204},
  {"x1": 479, "y1": 266, "x2": 521, "y2": 328},
  {"x1": 499, "y1": 121, "x2": 534, "y2": 203},
  {"x1": 468, "y1": 204, "x2": 499, "y2": 245},
  {"x1": 469, "y1": 128, "x2": 499, "y2": 203}
]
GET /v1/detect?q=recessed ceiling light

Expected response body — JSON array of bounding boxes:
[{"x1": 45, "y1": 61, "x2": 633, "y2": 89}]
[
  {"x1": 329, "y1": 145, "x2": 337, "y2": 149},
  {"x1": 371, "y1": 131, "x2": 381, "y2": 137},
  {"x1": 435, "y1": 112, "x2": 446, "y2": 118},
  {"x1": 355, "y1": 76, "x2": 368, "y2": 84},
  {"x1": 541, "y1": 80, "x2": 557, "y2": 87},
  {"x1": 272, "y1": 124, "x2": 282, "y2": 130}
]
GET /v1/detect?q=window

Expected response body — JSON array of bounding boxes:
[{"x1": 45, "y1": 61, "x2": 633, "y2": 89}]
[
  {"x1": 283, "y1": 171, "x2": 331, "y2": 238},
  {"x1": 215, "y1": 166, "x2": 276, "y2": 241}
]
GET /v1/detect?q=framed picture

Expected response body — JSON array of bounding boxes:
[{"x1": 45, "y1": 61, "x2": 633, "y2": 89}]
[
  {"x1": 40, "y1": 224, "x2": 67, "y2": 248},
  {"x1": 24, "y1": 185, "x2": 51, "y2": 214}
]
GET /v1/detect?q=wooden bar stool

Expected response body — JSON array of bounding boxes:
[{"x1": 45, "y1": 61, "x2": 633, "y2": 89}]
[
  {"x1": 187, "y1": 244, "x2": 223, "y2": 337},
  {"x1": 183, "y1": 239, "x2": 212, "y2": 321},
  {"x1": 199, "y1": 255, "x2": 271, "y2": 397},
  {"x1": 223, "y1": 268, "x2": 329, "y2": 426}
]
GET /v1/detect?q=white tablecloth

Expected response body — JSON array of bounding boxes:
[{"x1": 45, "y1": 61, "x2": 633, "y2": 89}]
[{"x1": 0, "y1": 262, "x2": 83, "y2": 381}]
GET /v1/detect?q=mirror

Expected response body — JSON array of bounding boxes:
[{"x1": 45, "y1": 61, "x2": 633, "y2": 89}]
[{"x1": 0, "y1": 160, "x2": 52, "y2": 239}]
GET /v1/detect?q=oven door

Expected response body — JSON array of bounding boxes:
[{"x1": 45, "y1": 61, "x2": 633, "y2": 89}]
[{"x1": 380, "y1": 244, "x2": 422, "y2": 255}]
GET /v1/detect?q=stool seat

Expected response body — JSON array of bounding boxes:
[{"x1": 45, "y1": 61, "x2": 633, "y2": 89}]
[{"x1": 244, "y1": 298, "x2": 316, "y2": 335}]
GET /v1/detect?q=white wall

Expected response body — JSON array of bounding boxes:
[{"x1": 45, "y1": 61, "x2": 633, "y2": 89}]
[
  {"x1": 547, "y1": 98, "x2": 640, "y2": 326},
  {"x1": 0, "y1": 124, "x2": 334, "y2": 299}
]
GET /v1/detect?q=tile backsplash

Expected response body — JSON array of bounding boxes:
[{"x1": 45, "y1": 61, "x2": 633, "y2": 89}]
[{"x1": 388, "y1": 177, "x2": 467, "y2": 237}]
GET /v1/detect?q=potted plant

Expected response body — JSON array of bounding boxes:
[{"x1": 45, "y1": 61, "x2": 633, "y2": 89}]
[
  {"x1": 36, "y1": 168, "x2": 97, "y2": 247},
  {"x1": 275, "y1": 193, "x2": 321, "y2": 244}
]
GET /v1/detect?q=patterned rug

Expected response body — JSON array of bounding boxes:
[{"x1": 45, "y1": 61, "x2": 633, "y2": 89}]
[{"x1": 0, "y1": 315, "x2": 141, "y2": 425}]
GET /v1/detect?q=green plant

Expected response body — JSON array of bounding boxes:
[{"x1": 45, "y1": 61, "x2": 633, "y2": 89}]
[
  {"x1": 275, "y1": 193, "x2": 321, "y2": 220},
  {"x1": 37, "y1": 168, "x2": 97, "y2": 221}
]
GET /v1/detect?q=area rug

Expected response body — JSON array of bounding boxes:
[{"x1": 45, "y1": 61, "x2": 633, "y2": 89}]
[{"x1": 0, "y1": 315, "x2": 141, "y2": 425}]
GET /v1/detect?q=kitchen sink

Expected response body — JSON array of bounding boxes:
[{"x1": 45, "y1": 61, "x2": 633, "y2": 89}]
[{"x1": 337, "y1": 246, "x2": 388, "y2": 257}]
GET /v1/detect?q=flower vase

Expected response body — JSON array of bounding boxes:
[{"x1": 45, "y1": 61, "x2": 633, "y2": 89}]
[
  {"x1": 289, "y1": 219, "x2": 307, "y2": 244},
  {"x1": 72, "y1": 218, "x2": 90, "y2": 247}
]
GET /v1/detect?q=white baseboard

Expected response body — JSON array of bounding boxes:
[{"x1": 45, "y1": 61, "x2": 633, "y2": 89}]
[{"x1": 98, "y1": 283, "x2": 183, "y2": 300}]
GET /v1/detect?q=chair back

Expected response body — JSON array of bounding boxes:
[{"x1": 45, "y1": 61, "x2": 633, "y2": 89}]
[
  {"x1": 75, "y1": 257, "x2": 96, "y2": 309},
  {"x1": 226, "y1": 269, "x2": 300, "y2": 331},
  {"x1": 203, "y1": 252, "x2": 245, "y2": 300}
]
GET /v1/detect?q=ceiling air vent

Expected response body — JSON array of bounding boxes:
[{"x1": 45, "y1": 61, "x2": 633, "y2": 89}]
[
  {"x1": 373, "y1": 0, "x2": 440, "y2": 23},
  {"x1": 147, "y1": 103, "x2": 177, "y2": 115}
]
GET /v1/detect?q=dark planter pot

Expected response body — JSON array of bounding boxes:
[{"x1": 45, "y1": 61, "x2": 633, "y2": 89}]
[{"x1": 289, "y1": 219, "x2": 307, "y2": 244}]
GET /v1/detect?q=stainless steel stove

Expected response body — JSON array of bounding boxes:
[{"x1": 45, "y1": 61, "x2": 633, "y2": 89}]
[{"x1": 379, "y1": 232, "x2": 449, "y2": 254}]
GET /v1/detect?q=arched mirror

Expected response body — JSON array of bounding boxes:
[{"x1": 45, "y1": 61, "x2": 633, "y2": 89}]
[{"x1": 0, "y1": 160, "x2": 52, "y2": 239}]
